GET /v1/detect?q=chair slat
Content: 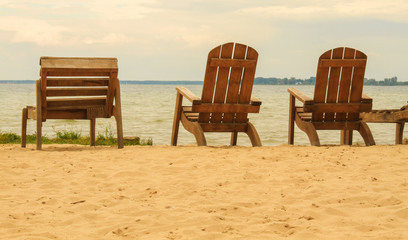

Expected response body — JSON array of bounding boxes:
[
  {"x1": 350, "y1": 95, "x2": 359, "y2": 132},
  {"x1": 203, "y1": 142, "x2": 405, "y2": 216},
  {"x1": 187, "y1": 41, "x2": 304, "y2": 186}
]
[
  {"x1": 320, "y1": 59, "x2": 366, "y2": 67},
  {"x1": 46, "y1": 87, "x2": 108, "y2": 97},
  {"x1": 192, "y1": 103, "x2": 260, "y2": 113},
  {"x1": 312, "y1": 49, "x2": 332, "y2": 121},
  {"x1": 336, "y1": 48, "x2": 355, "y2": 121},
  {"x1": 199, "y1": 45, "x2": 221, "y2": 123},
  {"x1": 325, "y1": 47, "x2": 344, "y2": 121},
  {"x1": 223, "y1": 43, "x2": 247, "y2": 123},
  {"x1": 348, "y1": 50, "x2": 367, "y2": 120},
  {"x1": 209, "y1": 58, "x2": 256, "y2": 68},
  {"x1": 47, "y1": 97, "x2": 106, "y2": 108},
  {"x1": 236, "y1": 46, "x2": 258, "y2": 123},
  {"x1": 47, "y1": 78, "x2": 109, "y2": 86},
  {"x1": 211, "y1": 42, "x2": 234, "y2": 123}
]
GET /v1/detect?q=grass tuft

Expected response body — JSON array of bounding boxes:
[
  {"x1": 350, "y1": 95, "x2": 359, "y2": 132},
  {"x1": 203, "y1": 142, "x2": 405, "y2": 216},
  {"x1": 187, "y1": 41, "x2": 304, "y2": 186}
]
[{"x1": 0, "y1": 129, "x2": 152, "y2": 146}]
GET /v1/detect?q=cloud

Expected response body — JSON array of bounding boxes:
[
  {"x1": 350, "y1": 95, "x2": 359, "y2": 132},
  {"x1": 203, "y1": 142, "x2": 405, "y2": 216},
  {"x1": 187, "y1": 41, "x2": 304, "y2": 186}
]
[
  {"x1": 0, "y1": 16, "x2": 67, "y2": 45},
  {"x1": 236, "y1": 0, "x2": 408, "y2": 22}
]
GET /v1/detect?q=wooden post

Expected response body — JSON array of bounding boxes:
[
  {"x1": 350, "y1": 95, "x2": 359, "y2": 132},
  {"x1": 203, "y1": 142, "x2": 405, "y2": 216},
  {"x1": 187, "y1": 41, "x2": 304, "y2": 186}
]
[
  {"x1": 396, "y1": 122, "x2": 405, "y2": 144},
  {"x1": 230, "y1": 132, "x2": 238, "y2": 146},
  {"x1": 90, "y1": 118, "x2": 96, "y2": 146},
  {"x1": 171, "y1": 92, "x2": 183, "y2": 146},
  {"x1": 288, "y1": 94, "x2": 295, "y2": 144},
  {"x1": 36, "y1": 80, "x2": 42, "y2": 150},
  {"x1": 114, "y1": 84, "x2": 124, "y2": 149},
  {"x1": 21, "y1": 108, "x2": 27, "y2": 148}
]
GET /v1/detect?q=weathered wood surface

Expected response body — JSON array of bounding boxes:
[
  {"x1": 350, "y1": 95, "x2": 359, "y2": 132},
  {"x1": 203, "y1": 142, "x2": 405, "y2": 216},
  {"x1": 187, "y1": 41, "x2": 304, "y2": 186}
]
[
  {"x1": 22, "y1": 57, "x2": 123, "y2": 149},
  {"x1": 361, "y1": 106, "x2": 408, "y2": 122},
  {"x1": 288, "y1": 47, "x2": 375, "y2": 146},
  {"x1": 171, "y1": 43, "x2": 261, "y2": 146}
]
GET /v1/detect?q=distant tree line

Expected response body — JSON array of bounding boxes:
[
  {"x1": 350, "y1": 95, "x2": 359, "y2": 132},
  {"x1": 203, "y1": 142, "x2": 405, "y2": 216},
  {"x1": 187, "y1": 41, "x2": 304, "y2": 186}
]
[
  {"x1": 254, "y1": 76, "x2": 408, "y2": 86},
  {"x1": 1, "y1": 77, "x2": 407, "y2": 86}
]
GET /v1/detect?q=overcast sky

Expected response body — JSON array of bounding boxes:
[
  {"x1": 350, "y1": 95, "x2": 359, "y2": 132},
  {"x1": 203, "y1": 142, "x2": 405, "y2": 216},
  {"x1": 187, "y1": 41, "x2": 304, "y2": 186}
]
[{"x1": 0, "y1": 0, "x2": 407, "y2": 81}]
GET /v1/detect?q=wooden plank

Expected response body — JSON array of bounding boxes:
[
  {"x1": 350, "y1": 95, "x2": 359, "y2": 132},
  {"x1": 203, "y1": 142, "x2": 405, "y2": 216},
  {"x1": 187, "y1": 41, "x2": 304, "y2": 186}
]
[
  {"x1": 106, "y1": 71, "x2": 118, "y2": 116},
  {"x1": 313, "y1": 121, "x2": 361, "y2": 130},
  {"x1": 325, "y1": 47, "x2": 344, "y2": 121},
  {"x1": 211, "y1": 42, "x2": 234, "y2": 123},
  {"x1": 200, "y1": 123, "x2": 247, "y2": 132},
  {"x1": 46, "y1": 110, "x2": 87, "y2": 119},
  {"x1": 312, "y1": 103, "x2": 372, "y2": 113},
  {"x1": 236, "y1": 45, "x2": 258, "y2": 123},
  {"x1": 199, "y1": 45, "x2": 221, "y2": 123},
  {"x1": 288, "y1": 88, "x2": 313, "y2": 104},
  {"x1": 320, "y1": 59, "x2": 366, "y2": 67},
  {"x1": 224, "y1": 43, "x2": 246, "y2": 123},
  {"x1": 47, "y1": 78, "x2": 109, "y2": 86},
  {"x1": 47, "y1": 97, "x2": 106, "y2": 108},
  {"x1": 312, "y1": 49, "x2": 332, "y2": 121},
  {"x1": 46, "y1": 87, "x2": 108, "y2": 97},
  {"x1": 176, "y1": 87, "x2": 201, "y2": 104},
  {"x1": 44, "y1": 69, "x2": 112, "y2": 77},
  {"x1": 40, "y1": 57, "x2": 118, "y2": 69},
  {"x1": 348, "y1": 49, "x2": 367, "y2": 120},
  {"x1": 336, "y1": 48, "x2": 356, "y2": 121},
  {"x1": 192, "y1": 103, "x2": 260, "y2": 113},
  {"x1": 209, "y1": 58, "x2": 256, "y2": 68}
]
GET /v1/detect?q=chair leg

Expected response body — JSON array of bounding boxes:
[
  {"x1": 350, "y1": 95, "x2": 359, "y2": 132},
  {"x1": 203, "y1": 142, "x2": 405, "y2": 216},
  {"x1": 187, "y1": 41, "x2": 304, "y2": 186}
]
[
  {"x1": 395, "y1": 122, "x2": 405, "y2": 145},
  {"x1": 288, "y1": 95, "x2": 295, "y2": 144},
  {"x1": 230, "y1": 132, "x2": 238, "y2": 146},
  {"x1": 36, "y1": 116, "x2": 42, "y2": 150},
  {"x1": 21, "y1": 108, "x2": 28, "y2": 148},
  {"x1": 303, "y1": 122, "x2": 320, "y2": 146},
  {"x1": 90, "y1": 118, "x2": 96, "y2": 146},
  {"x1": 113, "y1": 83, "x2": 124, "y2": 149},
  {"x1": 358, "y1": 122, "x2": 375, "y2": 146},
  {"x1": 171, "y1": 92, "x2": 183, "y2": 146},
  {"x1": 340, "y1": 130, "x2": 353, "y2": 145},
  {"x1": 246, "y1": 122, "x2": 262, "y2": 147},
  {"x1": 190, "y1": 122, "x2": 206, "y2": 146},
  {"x1": 115, "y1": 114, "x2": 124, "y2": 149}
]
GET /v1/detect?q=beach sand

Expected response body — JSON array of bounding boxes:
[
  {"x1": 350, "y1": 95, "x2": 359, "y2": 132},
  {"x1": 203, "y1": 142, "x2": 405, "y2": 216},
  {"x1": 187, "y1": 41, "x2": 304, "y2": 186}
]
[{"x1": 1, "y1": 144, "x2": 407, "y2": 239}]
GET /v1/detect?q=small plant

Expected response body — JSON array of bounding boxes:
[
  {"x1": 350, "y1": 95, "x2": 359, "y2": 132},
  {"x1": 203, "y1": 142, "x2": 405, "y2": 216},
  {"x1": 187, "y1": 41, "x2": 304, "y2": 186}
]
[{"x1": 0, "y1": 130, "x2": 152, "y2": 146}]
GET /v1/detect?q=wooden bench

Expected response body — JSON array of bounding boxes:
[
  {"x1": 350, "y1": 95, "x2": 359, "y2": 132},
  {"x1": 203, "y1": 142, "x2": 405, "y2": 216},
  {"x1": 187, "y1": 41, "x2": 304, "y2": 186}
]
[
  {"x1": 21, "y1": 57, "x2": 124, "y2": 149},
  {"x1": 361, "y1": 105, "x2": 408, "y2": 144}
]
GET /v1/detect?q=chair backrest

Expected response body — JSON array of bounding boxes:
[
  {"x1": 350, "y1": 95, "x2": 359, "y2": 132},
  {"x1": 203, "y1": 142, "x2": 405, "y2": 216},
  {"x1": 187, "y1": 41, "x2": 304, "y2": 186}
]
[
  {"x1": 197, "y1": 42, "x2": 258, "y2": 124},
  {"x1": 312, "y1": 47, "x2": 367, "y2": 122},
  {"x1": 39, "y1": 57, "x2": 118, "y2": 121}
]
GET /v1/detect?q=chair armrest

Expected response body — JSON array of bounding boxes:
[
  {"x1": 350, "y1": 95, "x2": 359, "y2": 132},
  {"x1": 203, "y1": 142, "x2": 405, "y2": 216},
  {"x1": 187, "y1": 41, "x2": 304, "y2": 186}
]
[
  {"x1": 250, "y1": 96, "x2": 262, "y2": 106},
  {"x1": 361, "y1": 93, "x2": 373, "y2": 104},
  {"x1": 176, "y1": 87, "x2": 202, "y2": 104},
  {"x1": 288, "y1": 87, "x2": 313, "y2": 104}
]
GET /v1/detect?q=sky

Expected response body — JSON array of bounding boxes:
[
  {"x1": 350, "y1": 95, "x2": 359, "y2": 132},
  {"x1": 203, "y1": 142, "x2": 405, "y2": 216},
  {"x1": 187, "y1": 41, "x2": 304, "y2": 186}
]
[{"x1": 0, "y1": 0, "x2": 407, "y2": 81}]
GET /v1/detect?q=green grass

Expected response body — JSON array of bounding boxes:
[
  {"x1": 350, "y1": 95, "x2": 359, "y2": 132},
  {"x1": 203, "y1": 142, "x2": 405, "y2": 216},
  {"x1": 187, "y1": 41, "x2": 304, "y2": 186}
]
[{"x1": 0, "y1": 130, "x2": 152, "y2": 146}]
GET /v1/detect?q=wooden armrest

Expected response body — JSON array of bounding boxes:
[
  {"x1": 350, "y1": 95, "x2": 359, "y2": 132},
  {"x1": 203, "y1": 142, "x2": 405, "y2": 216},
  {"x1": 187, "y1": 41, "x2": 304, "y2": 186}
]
[
  {"x1": 288, "y1": 87, "x2": 313, "y2": 104},
  {"x1": 176, "y1": 86, "x2": 201, "y2": 104},
  {"x1": 361, "y1": 93, "x2": 373, "y2": 104},
  {"x1": 250, "y1": 96, "x2": 262, "y2": 106}
]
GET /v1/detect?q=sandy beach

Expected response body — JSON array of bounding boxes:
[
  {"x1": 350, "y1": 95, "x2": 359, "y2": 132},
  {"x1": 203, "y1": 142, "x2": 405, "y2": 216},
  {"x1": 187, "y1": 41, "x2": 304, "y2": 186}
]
[{"x1": 1, "y1": 144, "x2": 407, "y2": 239}]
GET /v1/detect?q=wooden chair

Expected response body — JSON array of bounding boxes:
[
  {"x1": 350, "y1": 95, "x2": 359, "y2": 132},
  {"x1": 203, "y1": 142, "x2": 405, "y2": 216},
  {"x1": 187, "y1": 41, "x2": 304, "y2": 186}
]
[
  {"x1": 21, "y1": 57, "x2": 124, "y2": 150},
  {"x1": 288, "y1": 47, "x2": 375, "y2": 146},
  {"x1": 171, "y1": 42, "x2": 262, "y2": 146}
]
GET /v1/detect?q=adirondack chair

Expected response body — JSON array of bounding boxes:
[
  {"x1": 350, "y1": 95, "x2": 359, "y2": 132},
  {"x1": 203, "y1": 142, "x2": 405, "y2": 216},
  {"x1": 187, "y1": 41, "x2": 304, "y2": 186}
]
[
  {"x1": 21, "y1": 57, "x2": 124, "y2": 150},
  {"x1": 171, "y1": 42, "x2": 262, "y2": 146},
  {"x1": 288, "y1": 47, "x2": 375, "y2": 146}
]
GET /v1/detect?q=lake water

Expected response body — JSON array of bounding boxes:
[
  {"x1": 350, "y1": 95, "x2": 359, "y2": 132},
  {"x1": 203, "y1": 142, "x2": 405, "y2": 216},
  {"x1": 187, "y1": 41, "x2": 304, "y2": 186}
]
[{"x1": 0, "y1": 83, "x2": 407, "y2": 146}]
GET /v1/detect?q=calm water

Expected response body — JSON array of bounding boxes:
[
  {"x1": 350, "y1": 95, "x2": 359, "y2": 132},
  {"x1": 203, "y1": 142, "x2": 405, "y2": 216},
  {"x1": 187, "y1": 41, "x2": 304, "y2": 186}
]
[{"x1": 0, "y1": 83, "x2": 407, "y2": 146}]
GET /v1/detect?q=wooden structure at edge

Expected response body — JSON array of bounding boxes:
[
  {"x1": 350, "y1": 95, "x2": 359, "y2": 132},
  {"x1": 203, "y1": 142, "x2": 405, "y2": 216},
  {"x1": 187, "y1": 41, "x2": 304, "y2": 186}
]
[
  {"x1": 171, "y1": 42, "x2": 262, "y2": 146},
  {"x1": 288, "y1": 47, "x2": 375, "y2": 146},
  {"x1": 21, "y1": 57, "x2": 124, "y2": 150},
  {"x1": 361, "y1": 106, "x2": 408, "y2": 144}
]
